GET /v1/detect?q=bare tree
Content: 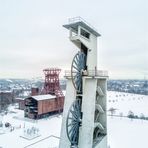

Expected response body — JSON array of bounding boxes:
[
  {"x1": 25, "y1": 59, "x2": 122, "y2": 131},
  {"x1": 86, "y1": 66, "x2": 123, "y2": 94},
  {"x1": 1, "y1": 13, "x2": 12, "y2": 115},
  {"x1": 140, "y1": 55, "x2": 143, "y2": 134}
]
[
  {"x1": 119, "y1": 112, "x2": 123, "y2": 119},
  {"x1": 108, "y1": 107, "x2": 117, "y2": 117},
  {"x1": 0, "y1": 92, "x2": 11, "y2": 113},
  {"x1": 140, "y1": 113, "x2": 145, "y2": 121},
  {"x1": 128, "y1": 110, "x2": 134, "y2": 121}
]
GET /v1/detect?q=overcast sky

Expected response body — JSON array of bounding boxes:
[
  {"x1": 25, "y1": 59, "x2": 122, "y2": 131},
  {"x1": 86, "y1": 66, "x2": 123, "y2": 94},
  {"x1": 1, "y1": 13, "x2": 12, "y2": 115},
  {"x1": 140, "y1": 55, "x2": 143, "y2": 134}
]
[{"x1": 0, "y1": 0, "x2": 147, "y2": 79}]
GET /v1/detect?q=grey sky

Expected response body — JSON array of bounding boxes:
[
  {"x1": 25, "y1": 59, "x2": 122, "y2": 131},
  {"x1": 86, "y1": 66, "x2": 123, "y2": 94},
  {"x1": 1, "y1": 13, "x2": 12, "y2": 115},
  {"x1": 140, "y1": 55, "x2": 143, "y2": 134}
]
[{"x1": 0, "y1": 0, "x2": 147, "y2": 79}]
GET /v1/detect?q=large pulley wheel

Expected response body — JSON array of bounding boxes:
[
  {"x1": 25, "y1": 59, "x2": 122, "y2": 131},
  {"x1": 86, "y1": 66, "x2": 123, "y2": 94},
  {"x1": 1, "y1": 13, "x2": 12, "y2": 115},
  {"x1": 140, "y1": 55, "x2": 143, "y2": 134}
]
[
  {"x1": 71, "y1": 52, "x2": 86, "y2": 93},
  {"x1": 93, "y1": 126, "x2": 101, "y2": 141},
  {"x1": 66, "y1": 99, "x2": 82, "y2": 145}
]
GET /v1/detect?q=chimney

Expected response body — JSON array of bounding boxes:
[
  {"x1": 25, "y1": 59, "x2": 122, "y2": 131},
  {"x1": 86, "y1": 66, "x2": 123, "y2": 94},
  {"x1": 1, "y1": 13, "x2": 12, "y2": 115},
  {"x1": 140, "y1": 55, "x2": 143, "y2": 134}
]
[{"x1": 31, "y1": 87, "x2": 39, "y2": 96}]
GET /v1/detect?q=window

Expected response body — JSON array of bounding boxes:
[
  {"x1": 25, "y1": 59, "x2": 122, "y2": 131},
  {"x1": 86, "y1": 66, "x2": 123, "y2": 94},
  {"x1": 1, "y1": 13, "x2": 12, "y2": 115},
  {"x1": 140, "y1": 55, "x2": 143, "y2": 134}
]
[{"x1": 80, "y1": 28, "x2": 90, "y2": 39}]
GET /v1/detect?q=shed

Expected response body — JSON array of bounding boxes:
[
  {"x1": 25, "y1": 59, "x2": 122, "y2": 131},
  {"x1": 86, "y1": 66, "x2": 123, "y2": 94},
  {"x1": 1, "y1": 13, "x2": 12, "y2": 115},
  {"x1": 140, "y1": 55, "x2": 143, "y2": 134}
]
[{"x1": 15, "y1": 97, "x2": 25, "y2": 110}]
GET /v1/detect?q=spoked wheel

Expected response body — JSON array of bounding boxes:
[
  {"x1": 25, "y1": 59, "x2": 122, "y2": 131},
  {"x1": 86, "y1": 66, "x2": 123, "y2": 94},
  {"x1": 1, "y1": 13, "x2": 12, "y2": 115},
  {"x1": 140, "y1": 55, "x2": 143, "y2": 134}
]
[
  {"x1": 93, "y1": 126, "x2": 101, "y2": 141},
  {"x1": 71, "y1": 52, "x2": 86, "y2": 93},
  {"x1": 94, "y1": 110, "x2": 100, "y2": 141},
  {"x1": 66, "y1": 99, "x2": 82, "y2": 146}
]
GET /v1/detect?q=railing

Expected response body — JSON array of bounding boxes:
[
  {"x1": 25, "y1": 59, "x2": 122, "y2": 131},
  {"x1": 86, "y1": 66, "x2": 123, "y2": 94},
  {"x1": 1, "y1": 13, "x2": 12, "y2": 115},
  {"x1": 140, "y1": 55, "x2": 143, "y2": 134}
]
[
  {"x1": 68, "y1": 16, "x2": 98, "y2": 33},
  {"x1": 65, "y1": 70, "x2": 108, "y2": 77},
  {"x1": 87, "y1": 70, "x2": 108, "y2": 77}
]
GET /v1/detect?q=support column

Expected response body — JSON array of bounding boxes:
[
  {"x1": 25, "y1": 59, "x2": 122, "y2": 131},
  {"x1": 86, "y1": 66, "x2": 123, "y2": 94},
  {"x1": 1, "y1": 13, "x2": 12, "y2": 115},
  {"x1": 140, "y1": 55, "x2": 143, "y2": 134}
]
[
  {"x1": 79, "y1": 78, "x2": 97, "y2": 148},
  {"x1": 59, "y1": 78, "x2": 76, "y2": 148}
]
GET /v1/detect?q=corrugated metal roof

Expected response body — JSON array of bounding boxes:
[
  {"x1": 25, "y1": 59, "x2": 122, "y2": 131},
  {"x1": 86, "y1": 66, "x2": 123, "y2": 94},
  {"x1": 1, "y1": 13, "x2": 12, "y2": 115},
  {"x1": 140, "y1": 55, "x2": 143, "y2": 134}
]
[{"x1": 28, "y1": 94, "x2": 56, "y2": 101}]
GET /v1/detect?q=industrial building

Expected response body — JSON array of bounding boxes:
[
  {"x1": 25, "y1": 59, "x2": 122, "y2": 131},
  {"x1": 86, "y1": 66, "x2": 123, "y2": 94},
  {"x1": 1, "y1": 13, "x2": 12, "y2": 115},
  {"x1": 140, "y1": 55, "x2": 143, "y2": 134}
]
[
  {"x1": 25, "y1": 94, "x2": 64, "y2": 119},
  {"x1": 24, "y1": 68, "x2": 64, "y2": 119}
]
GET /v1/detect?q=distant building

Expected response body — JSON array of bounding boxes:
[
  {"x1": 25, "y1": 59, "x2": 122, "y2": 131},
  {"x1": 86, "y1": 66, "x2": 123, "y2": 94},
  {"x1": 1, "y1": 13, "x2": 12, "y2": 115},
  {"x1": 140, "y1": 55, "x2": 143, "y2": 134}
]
[
  {"x1": 0, "y1": 91, "x2": 14, "y2": 111},
  {"x1": 15, "y1": 97, "x2": 25, "y2": 110}
]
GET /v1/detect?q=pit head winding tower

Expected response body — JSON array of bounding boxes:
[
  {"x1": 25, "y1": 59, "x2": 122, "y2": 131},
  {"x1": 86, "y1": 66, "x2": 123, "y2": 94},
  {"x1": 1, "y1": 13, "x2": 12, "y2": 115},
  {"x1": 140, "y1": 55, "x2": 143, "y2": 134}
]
[{"x1": 60, "y1": 17, "x2": 108, "y2": 148}]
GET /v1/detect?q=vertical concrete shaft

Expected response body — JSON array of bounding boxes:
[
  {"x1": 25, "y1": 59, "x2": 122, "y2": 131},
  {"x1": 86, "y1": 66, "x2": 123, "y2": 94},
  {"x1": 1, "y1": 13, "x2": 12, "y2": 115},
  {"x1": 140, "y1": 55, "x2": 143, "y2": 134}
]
[
  {"x1": 59, "y1": 78, "x2": 76, "y2": 148},
  {"x1": 60, "y1": 18, "x2": 107, "y2": 148},
  {"x1": 79, "y1": 78, "x2": 97, "y2": 148}
]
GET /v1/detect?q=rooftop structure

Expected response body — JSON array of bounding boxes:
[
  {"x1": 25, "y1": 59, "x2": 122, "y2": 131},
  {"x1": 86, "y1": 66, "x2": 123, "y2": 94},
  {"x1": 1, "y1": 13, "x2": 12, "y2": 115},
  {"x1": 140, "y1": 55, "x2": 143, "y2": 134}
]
[{"x1": 63, "y1": 17, "x2": 100, "y2": 37}]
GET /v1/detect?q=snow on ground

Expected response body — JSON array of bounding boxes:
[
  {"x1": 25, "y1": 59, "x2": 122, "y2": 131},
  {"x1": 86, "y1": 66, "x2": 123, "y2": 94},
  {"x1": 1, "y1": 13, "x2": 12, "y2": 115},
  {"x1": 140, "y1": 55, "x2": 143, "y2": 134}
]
[
  {"x1": 0, "y1": 91, "x2": 148, "y2": 148},
  {"x1": 107, "y1": 91, "x2": 148, "y2": 116},
  {"x1": 108, "y1": 117, "x2": 148, "y2": 148},
  {"x1": 0, "y1": 107, "x2": 62, "y2": 148}
]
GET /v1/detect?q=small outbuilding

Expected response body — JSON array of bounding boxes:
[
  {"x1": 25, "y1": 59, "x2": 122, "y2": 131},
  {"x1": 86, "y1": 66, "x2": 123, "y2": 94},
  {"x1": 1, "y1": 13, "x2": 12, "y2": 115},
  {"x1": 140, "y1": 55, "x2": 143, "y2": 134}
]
[{"x1": 15, "y1": 97, "x2": 25, "y2": 110}]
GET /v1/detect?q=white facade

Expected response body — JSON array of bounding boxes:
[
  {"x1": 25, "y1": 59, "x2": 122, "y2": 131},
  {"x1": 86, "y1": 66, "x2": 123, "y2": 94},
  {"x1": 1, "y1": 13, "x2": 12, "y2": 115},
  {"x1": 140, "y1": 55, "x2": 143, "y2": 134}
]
[
  {"x1": 68, "y1": 23, "x2": 99, "y2": 71},
  {"x1": 59, "y1": 78, "x2": 75, "y2": 147},
  {"x1": 60, "y1": 17, "x2": 108, "y2": 148}
]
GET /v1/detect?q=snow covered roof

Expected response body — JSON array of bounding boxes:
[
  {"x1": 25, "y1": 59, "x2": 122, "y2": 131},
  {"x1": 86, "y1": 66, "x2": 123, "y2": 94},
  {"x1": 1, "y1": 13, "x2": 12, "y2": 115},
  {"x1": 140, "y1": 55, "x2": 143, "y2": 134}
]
[
  {"x1": 0, "y1": 90, "x2": 12, "y2": 93},
  {"x1": 15, "y1": 97, "x2": 25, "y2": 101},
  {"x1": 27, "y1": 94, "x2": 56, "y2": 101}
]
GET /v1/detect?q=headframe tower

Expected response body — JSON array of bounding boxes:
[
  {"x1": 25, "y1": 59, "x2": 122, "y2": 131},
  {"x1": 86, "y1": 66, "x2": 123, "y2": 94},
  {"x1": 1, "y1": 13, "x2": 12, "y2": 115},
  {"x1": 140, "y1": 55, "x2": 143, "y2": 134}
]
[{"x1": 60, "y1": 17, "x2": 108, "y2": 148}]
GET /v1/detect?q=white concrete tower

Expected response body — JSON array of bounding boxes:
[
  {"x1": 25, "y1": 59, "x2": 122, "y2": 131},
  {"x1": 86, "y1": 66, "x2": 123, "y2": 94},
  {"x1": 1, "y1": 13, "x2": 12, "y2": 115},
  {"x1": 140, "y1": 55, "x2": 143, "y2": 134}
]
[{"x1": 60, "y1": 17, "x2": 108, "y2": 148}]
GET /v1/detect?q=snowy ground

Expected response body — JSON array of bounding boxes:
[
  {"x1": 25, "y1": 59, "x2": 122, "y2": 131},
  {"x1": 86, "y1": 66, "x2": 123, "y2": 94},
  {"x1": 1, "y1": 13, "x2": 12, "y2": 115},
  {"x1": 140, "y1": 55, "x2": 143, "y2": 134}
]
[
  {"x1": 0, "y1": 91, "x2": 148, "y2": 148},
  {"x1": 108, "y1": 116, "x2": 148, "y2": 148},
  {"x1": 107, "y1": 91, "x2": 148, "y2": 116},
  {"x1": 0, "y1": 108, "x2": 61, "y2": 148}
]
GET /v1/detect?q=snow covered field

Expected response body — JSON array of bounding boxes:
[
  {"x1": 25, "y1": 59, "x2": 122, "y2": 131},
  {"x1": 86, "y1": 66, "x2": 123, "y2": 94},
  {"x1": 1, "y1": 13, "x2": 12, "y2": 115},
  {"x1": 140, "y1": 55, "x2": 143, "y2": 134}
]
[
  {"x1": 0, "y1": 91, "x2": 148, "y2": 148},
  {"x1": 107, "y1": 91, "x2": 148, "y2": 116},
  {"x1": 108, "y1": 117, "x2": 148, "y2": 148},
  {"x1": 107, "y1": 91, "x2": 148, "y2": 148},
  {"x1": 0, "y1": 109, "x2": 61, "y2": 148}
]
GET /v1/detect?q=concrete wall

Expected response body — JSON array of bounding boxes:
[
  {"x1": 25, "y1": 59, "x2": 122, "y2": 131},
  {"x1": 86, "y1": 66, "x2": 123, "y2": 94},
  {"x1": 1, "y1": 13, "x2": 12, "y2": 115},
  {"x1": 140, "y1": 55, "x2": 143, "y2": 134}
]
[
  {"x1": 59, "y1": 78, "x2": 76, "y2": 148},
  {"x1": 94, "y1": 136, "x2": 107, "y2": 148},
  {"x1": 79, "y1": 78, "x2": 97, "y2": 148}
]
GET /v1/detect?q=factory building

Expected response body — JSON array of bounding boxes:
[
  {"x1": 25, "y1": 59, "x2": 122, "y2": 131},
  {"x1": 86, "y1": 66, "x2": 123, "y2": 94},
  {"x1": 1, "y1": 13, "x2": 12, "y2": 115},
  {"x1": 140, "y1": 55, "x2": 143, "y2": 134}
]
[
  {"x1": 24, "y1": 68, "x2": 64, "y2": 119},
  {"x1": 24, "y1": 94, "x2": 64, "y2": 119}
]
